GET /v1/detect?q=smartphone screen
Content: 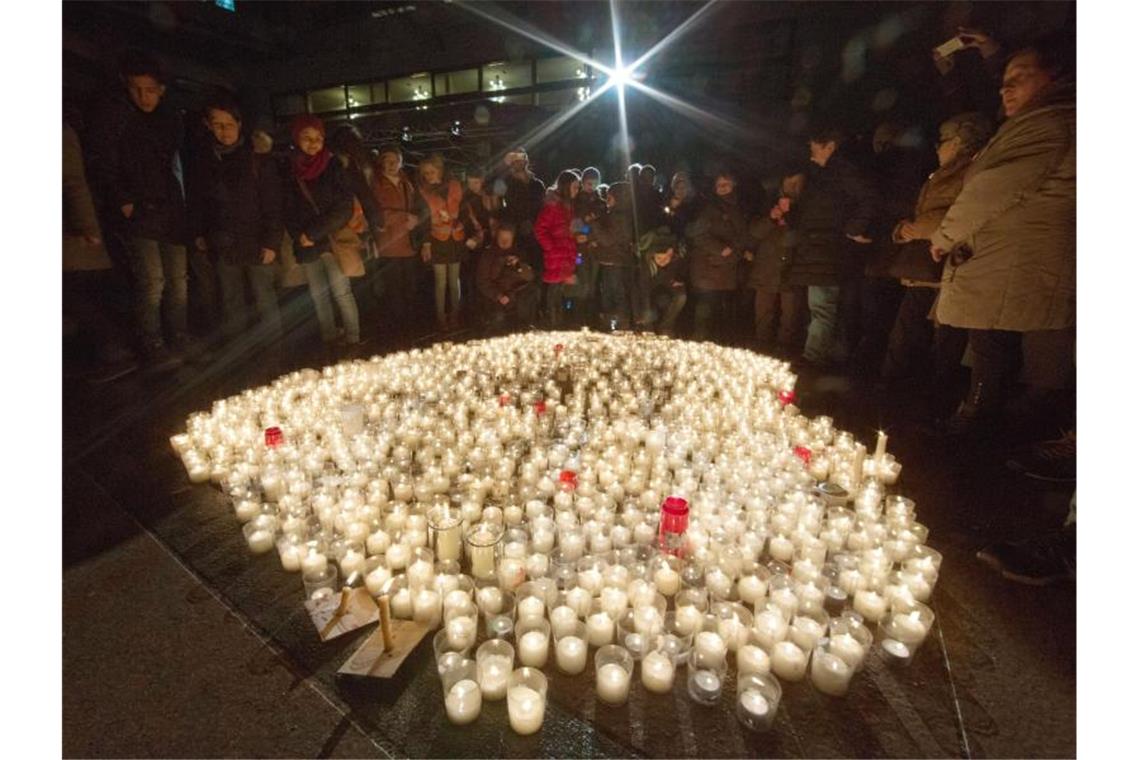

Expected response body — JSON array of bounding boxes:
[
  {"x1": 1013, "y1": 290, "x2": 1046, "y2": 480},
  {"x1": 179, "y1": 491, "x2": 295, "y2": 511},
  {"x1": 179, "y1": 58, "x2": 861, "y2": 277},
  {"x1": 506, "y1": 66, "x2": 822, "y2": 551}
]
[{"x1": 934, "y1": 36, "x2": 966, "y2": 58}]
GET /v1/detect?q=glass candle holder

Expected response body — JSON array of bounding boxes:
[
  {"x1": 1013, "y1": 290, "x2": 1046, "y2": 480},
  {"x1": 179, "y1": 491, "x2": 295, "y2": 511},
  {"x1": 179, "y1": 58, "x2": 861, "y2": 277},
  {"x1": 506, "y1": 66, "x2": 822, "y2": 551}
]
[
  {"x1": 789, "y1": 608, "x2": 829, "y2": 652},
  {"x1": 649, "y1": 554, "x2": 682, "y2": 597},
  {"x1": 549, "y1": 601, "x2": 581, "y2": 640},
  {"x1": 904, "y1": 546, "x2": 943, "y2": 583},
  {"x1": 276, "y1": 533, "x2": 305, "y2": 572},
  {"x1": 507, "y1": 668, "x2": 547, "y2": 736},
  {"x1": 428, "y1": 504, "x2": 464, "y2": 564},
  {"x1": 243, "y1": 516, "x2": 277, "y2": 555},
  {"x1": 880, "y1": 599, "x2": 935, "y2": 664},
  {"x1": 769, "y1": 640, "x2": 809, "y2": 682},
  {"x1": 363, "y1": 556, "x2": 392, "y2": 597},
  {"x1": 736, "y1": 564, "x2": 771, "y2": 607},
  {"x1": 616, "y1": 609, "x2": 656, "y2": 661},
  {"x1": 687, "y1": 647, "x2": 728, "y2": 705},
  {"x1": 442, "y1": 658, "x2": 481, "y2": 725},
  {"x1": 658, "y1": 496, "x2": 690, "y2": 557},
  {"x1": 811, "y1": 638, "x2": 856, "y2": 696},
  {"x1": 656, "y1": 612, "x2": 695, "y2": 664},
  {"x1": 476, "y1": 639, "x2": 514, "y2": 701},
  {"x1": 736, "y1": 672, "x2": 782, "y2": 732},
  {"x1": 433, "y1": 628, "x2": 473, "y2": 678},
  {"x1": 464, "y1": 522, "x2": 503, "y2": 583},
  {"x1": 595, "y1": 644, "x2": 634, "y2": 705},
  {"x1": 302, "y1": 562, "x2": 338, "y2": 601},
  {"x1": 712, "y1": 602, "x2": 753, "y2": 653},
  {"x1": 827, "y1": 616, "x2": 874, "y2": 671},
  {"x1": 641, "y1": 644, "x2": 677, "y2": 694},
  {"x1": 586, "y1": 600, "x2": 617, "y2": 648},
  {"x1": 515, "y1": 619, "x2": 551, "y2": 668},
  {"x1": 554, "y1": 620, "x2": 589, "y2": 675},
  {"x1": 674, "y1": 588, "x2": 709, "y2": 636},
  {"x1": 515, "y1": 581, "x2": 549, "y2": 626}
]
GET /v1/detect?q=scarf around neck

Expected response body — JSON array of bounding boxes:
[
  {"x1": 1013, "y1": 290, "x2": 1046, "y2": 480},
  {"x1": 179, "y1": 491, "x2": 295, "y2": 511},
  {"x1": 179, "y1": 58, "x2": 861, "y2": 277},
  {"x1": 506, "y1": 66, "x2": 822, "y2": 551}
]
[{"x1": 292, "y1": 148, "x2": 333, "y2": 182}]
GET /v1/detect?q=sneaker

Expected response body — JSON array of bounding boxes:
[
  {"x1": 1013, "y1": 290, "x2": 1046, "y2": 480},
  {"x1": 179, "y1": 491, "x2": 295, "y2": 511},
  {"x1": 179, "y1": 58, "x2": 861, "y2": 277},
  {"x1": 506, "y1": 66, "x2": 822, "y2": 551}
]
[
  {"x1": 87, "y1": 356, "x2": 140, "y2": 384},
  {"x1": 141, "y1": 344, "x2": 183, "y2": 374},
  {"x1": 1006, "y1": 430, "x2": 1076, "y2": 482},
  {"x1": 976, "y1": 526, "x2": 1075, "y2": 586}
]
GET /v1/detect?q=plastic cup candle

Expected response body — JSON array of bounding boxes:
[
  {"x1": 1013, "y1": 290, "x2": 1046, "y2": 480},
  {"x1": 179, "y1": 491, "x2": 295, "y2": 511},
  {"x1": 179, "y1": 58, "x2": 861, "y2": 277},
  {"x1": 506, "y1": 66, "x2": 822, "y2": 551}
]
[
  {"x1": 770, "y1": 641, "x2": 808, "y2": 681},
  {"x1": 853, "y1": 590, "x2": 888, "y2": 623},
  {"x1": 507, "y1": 668, "x2": 547, "y2": 735},
  {"x1": 516, "y1": 621, "x2": 551, "y2": 668},
  {"x1": 736, "y1": 673, "x2": 781, "y2": 733},
  {"x1": 555, "y1": 623, "x2": 589, "y2": 675},
  {"x1": 737, "y1": 573, "x2": 768, "y2": 606},
  {"x1": 443, "y1": 672, "x2": 482, "y2": 725},
  {"x1": 811, "y1": 644, "x2": 854, "y2": 697},
  {"x1": 789, "y1": 615, "x2": 826, "y2": 652},
  {"x1": 476, "y1": 640, "x2": 514, "y2": 701},
  {"x1": 587, "y1": 612, "x2": 615, "y2": 647},
  {"x1": 653, "y1": 564, "x2": 681, "y2": 596},
  {"x1": 595, "y1": 645, "x2": 634, "y2": 705},
  {"x1": 550, "y1": 605, "x2": 579, "y2": 639},
  {"x1": 517, "y1": 595, "x2": 546, "y2": 625},
  {"x1": 641, "y1": 649, "x2": 676, "y2": 693},
  {"x1": 695, "y1": 631, "x2": 728, "y2": 668},
  {"x1": 385, "y1": 543, "x2": 410, "y2": 571},
  {"x1": 566, "y1": 587, "x2": 592, "y2": 618},
  {"x1": 675, "y1": 604, "x2": 704, "y2": 636},
  {"x1": 737, "y1": 644, "x2": 771, "y2": 676},
  {"x1": 446, "y1": 615, "x2": 477, "y2": 651},
  {"x1": 413, "y1": 589, "x2": 442, "y2": 627}
]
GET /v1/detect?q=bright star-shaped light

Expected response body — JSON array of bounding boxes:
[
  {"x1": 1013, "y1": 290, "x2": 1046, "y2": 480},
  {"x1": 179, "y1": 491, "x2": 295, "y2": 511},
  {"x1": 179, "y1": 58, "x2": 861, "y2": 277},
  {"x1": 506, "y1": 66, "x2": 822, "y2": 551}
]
[{"x1": 608, "y1": 66, "x2": 634, "y2": 89}]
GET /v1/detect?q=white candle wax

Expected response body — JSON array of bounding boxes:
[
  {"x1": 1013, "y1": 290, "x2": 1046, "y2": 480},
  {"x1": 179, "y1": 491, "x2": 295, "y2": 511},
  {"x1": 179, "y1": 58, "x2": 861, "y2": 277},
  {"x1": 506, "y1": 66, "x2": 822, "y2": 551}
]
[
  {"x1": 413, "y1": 589, "x2": 441, "y2": 627},
  {"x1": 633, "y1": 606, "x2": 664, "y2": 638},
  {"x1": 301, "y1": 551, "x2": 328, "y2": 576},
  {"x1": 789, "y1": 616, "x2": 826, "y2": 652},
  {"x1": 444, "y1": 678, "x2": 482, "y2": 725},
  {"x1": 737, "y1": 575, "x2": 768, "y2": 606},
  {"x1": 476, "y1": 586, "x2": 503, "y2": 615},
  {"x1": 518, "y1": 630, "x2": 549, "y2": 668},
  {"x1": 507, "y1": 685, "x2": 545, "y2": 735},
  {"x1": 892, "y1": 612, "x2": 929, "y2": 646},
  {"x1": 518, "y1": 596, "x2": 546, "y2": 625},
  {"x1": 340, "y1": 549, "x2": 366, "y2": 579},
  {"x1": 717, "y1": 616, "x2": 749, "y2": 652},
  {"x1": 406, "y1": 558, "x2": 435, "y2": 590},
  {"x1": 641, "y1": 650, "x2": 676, "y2": 693},
  {"x1": 695, "y1": 631, "x2": 728, "y2": 668},
  {"x1": 385, "y1": 543, "x2": 410, "y2": 571},
  {"x1": 234, "y1": 499, "x2": 260, "y2": 523},
  {"x1": 436, "y1": 526, "x2": 463, "y2": 563},
  {"x1": 828, "y1": 632, "x2": 865, "y2": 668},
  {"x1": 550, "y1": 606, "x2": 579, "y2": 639},
  {"x1": 874, "y1": 430, "x2": 888, "y2": 461},
  {"x1": 566, "y1": 587, "x2": 593, "y2": 618},
  {"x1": 600, "y1": 588, "x2": 629, "y2": 620},
  {"x1": 596, "y1": 662, "x2": 632, "y2": 704},
  {"x1": 467, "y1": 528, "x2": 497, "y2": 580},
  {"x1": 366, "y1": 530, "x2": 391, "y2": 556},
  {"x1": 555, "y1": 636, "x2": 588, "y2": 674},
  {"x1": 811, "y1": 650, "x2": 853, "y2": 696},
  {"x1": 770, "y1": 641, "x2": 808, "y2": 682},
  {"x1": 560, "y1": 533, "x2": 585, "y2": 561},
  {"x1": 446, "y1": 616, "x2": 477, "y2": 651},
  {"x1": 853, "y1": 590, "x2": 888, "y2": 623},
  {"x1": 653, "y1": 566, "x2": 681, "y2": 596},
  {"x1": 246, "y1": 529, "x2": 275, "y2": 554},
  {"x1": 365, "y1": 566, "x2": 392, "y2": 596},
  {"x1": 477, "y1": 655, "x2": 512, "y2": 700},
  {"x1": 391, "y1": 588, "x2": 413, "y2": 619},
  {"x1": 737, "y1": 644, "x2": 771, "y2": 676},
  {"x1": 586, "y1": 613, "x2": 615, "y2": 647},
  {"x1": 675, "y1": 605, "x2": 704, "y2": 636},
  {"x1": 578, "y1": 568, "x2": 603, "y2": 595},
  {"x1": 526, "y1": 553, "x2": 549, "y2": 579},
  {"x1": 633, "y1": 523, "x2": 655, "y2": 545},
  {"x1": 531, "y1": 529, "x2": 555, "y2": 554},
  {"x1": 279, "y1": 544, "x2": 302, "y2": 572},
  {"x1": 499, "y1": 558, "x2": 526, "y2": 591},
  {"x1": 769, "y1": 536, "x2": 795, "y2": 562}
]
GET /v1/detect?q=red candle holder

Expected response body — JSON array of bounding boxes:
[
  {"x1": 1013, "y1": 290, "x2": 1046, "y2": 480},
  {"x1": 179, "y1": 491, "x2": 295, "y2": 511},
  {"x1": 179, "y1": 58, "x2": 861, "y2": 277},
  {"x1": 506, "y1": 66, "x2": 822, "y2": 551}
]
[
  {"x1": 778, "y1": 390, "x2": 796, "y2": 407},
  {"x1": 658, "y1": 496, "x2": 690, "y2": 557},
  {"x1": 264, "y1": 426, "x2": 284, "y2": 448},
  {"x1": 793, "y1": 446, "x2": 813, "y2": 465},
  {"x1": 558, "y1": 469, "x2": 577, "y2": 490},
  {"x1": 499, "y1": 394, "x2": 511, "y2": 407},
  {"x1": 554, "y1": 343, "x2": 564, "y2": 355},
  {"x1": 534, "y1": 400, "x2": 547, "y2": 416}
]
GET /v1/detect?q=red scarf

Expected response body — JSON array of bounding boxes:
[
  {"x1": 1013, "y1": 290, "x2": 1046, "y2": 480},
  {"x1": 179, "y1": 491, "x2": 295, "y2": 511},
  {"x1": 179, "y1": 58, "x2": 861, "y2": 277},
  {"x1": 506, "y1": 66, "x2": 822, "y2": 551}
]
[{"x1": 291, "y1": 148, "x2": 333, "y2": 183}]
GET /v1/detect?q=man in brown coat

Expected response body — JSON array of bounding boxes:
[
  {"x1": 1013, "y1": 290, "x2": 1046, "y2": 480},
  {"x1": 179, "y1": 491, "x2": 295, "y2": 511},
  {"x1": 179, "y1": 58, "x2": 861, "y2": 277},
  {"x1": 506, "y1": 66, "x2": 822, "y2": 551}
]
[{"x1": 929, "y1": 41, "x2": 1075, "y2": 433}]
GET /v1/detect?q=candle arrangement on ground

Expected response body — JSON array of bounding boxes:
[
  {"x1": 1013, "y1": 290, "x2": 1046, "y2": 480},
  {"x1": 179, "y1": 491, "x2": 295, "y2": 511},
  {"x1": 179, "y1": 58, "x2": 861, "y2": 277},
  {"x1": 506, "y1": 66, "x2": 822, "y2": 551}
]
[{"x1": 173, "y1": 330, "x2": 937, "y2": 734}]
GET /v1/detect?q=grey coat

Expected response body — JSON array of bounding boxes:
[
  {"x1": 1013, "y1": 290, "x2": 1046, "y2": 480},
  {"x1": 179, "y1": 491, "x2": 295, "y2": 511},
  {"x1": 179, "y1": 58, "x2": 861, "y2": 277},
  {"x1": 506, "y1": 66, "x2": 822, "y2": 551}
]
[{"x1": 931, "y1": 87, "x2": 1075, "y2": 331}]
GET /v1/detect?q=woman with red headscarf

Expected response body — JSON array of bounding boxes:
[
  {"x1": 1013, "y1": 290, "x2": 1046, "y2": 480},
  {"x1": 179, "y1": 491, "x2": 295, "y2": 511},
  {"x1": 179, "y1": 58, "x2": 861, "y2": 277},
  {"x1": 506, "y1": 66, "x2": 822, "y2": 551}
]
[{"x1": 284, "y1": 114, "x2": 363, "y2": 350}]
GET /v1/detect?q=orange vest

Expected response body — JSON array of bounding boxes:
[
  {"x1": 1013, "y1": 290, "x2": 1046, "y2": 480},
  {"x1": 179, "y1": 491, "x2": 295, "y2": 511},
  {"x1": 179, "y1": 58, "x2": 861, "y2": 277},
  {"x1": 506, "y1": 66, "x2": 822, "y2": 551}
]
[{"x1": 420, "y1": 179, "x2": 465, "y2": 242}]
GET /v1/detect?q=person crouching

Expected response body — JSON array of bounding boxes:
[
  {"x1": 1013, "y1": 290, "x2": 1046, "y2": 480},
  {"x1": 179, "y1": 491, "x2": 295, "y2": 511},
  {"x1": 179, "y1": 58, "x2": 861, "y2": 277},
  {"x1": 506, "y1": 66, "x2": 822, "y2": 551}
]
[{"x1": 477, "y1": 224, "x2": 538, "y2": 333}]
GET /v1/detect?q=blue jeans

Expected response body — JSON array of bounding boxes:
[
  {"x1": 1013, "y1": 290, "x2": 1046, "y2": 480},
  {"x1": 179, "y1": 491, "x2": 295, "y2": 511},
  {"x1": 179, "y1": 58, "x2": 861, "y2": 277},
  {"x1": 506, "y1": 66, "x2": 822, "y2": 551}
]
[
  {"x1": 302, "y1": 252, "x2": 359, "y2": 343},
  {"x1": 217, "y1": 261, "x2": 281, "y2": 342},
  {"x1": 804, "y1": 285, "x2": 841, "y2": 363},
  {"x1": 124, "y1": 237, "x2": 188, "y2": 348}
]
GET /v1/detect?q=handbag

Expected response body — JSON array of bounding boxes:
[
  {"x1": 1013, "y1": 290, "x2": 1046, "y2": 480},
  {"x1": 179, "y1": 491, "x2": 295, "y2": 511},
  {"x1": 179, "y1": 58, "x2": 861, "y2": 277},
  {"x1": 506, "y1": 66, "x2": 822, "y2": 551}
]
[{"x1": 294, "y1": 176, "x2": 366, "y2": 278}]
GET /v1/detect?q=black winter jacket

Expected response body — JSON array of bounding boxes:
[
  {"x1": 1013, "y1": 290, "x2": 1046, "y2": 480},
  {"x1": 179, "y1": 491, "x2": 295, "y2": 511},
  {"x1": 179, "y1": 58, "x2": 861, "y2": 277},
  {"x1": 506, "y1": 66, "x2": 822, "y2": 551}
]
[
  {"x1": 283, "y1": 158, "x2": 356, "y2": 265},
  {"x1": 685, "y1": 194, "x2": 750, "y2": 292},
  {"x1": 592, "y1": 208, "x2": 636, "y2": 267}
]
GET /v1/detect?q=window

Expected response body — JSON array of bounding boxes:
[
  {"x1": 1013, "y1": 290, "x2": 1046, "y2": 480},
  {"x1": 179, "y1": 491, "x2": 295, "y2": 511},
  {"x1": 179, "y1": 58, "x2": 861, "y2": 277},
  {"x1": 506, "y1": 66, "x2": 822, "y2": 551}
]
[
  {"x1": 309, "y1": 87, "x2": 347, "y2": 113},
  {"x1": 347, "y1": 84, "x2": 375, "y2": 108},
  {"x1": 536, "y1": 56, "x2": 588, "y2": 84},
  {"x1": 491, "y1": 94, "x2": 535, "y2": 107},
  {"x1": 272, "y1": 94, "x2": 306, "y2": 117},
  {"x1": 481, "y1": 60, "x2": 532, "y2": 93},
  {"x1": 389, "y1": 72, "x2": 433, "y2": 103},
  {"x1": 537, "y1": 88, "x2": 582, "y2": 109},
  {"x1": 434, "y1": 69, "x2": 479, "y2": 96}
]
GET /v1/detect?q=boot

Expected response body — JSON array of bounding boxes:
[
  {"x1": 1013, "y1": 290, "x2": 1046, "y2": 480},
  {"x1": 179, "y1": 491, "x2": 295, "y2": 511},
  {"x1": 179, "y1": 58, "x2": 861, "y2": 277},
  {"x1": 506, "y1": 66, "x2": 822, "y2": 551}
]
[{"x1": 940, "y1": 379, "x2": 1000, "y2": 438}]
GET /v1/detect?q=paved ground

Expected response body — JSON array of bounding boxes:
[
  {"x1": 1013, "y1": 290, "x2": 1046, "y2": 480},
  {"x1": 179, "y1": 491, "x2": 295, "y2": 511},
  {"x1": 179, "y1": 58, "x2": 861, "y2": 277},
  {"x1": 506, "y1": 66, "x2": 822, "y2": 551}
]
[{"x1": 62, "y1": 304, "x2": 1075, "y2": 758}]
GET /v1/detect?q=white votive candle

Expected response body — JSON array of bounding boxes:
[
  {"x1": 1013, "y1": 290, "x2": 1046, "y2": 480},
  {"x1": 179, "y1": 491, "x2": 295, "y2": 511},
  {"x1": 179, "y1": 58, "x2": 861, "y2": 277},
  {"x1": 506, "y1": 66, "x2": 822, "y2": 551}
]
[
  {"x1": 675, "y1": 605, "x2": 704, "y2": 636},
  {"x1": 518, "y1": 630, "x2": 549, "y2": 668},
  {"x1": 550, "y1": 606, "x2": 579, "y2": 639},
  {"x1": 476, "y1": 586, "x2": 503, "y2": 615},
  {"x1": 444, "y1": 678, "x2": 482, "y2": 724},
  {"x1": 695, "y1": 631, "x2": 728, "y2": 668},
  {"x1": 811, "y1": 650, "x2": 853, "y2": 696},
  {"x1": 566, "y1": 587, "x2": 593, "y2": 618},
  {"x1": 737, "y1": 575, "x2": 768, "y2": 606},
  {"x1": 770, "y1": 641, "x2": 808, "y2": 682},
  {"x1": 413, "y1": 589, "x2": 441, "y2": 627},
  {"x1": 385, "y1": 543, "x2": 410, "y2": 571},
  {"x1": 828, "y1": 632, "x2": 865, "y2": 668},
  {"x1": 446, "y1": 616, "x2": 477, "y2": 651},
  {"x1": 641, "y1": 650, "x2": 676, "y2": 693},
  {"x1": 301, "y1": 551, "x2": 328, "y2": 577},
  {"x1": 654, "y1": 566, "x2": 681, "y2": 596},
  {"x1": 340, "y1": 549, "x2": 366, "y2": 579},
  {"x1": 586, "y1": 613, "x2": 615, "y2": 647},
  {"x1": 518, "y1": 596, "x2": 546, "y2": 625},
  {"x1": 365, "y1": 565, "x2": 392, "y2": 596},
  {"x1": 391, "y1": 587, "x2": 413, "y2": 619},
  {"x1": 789, "y1": 616, "x2": 826, "y2": 652},
  {"x1": 853, "y1": 590, "x2": 888, "y2": 623},
  {"x1": 737, "y1": 644, "x2": 771, "y2": 676},
  {"x1": 555, "y1": 636, "x2": 588, "y2": 674},
  {"x1": 597, "y1": 663, "x2": 632, "y2": 704},
  {"x1": 507, "y1": 685, "x2": 545, "y2": 735},
  {"x1": 477, "y1": 655, "x2": 512, "y2": 700}
]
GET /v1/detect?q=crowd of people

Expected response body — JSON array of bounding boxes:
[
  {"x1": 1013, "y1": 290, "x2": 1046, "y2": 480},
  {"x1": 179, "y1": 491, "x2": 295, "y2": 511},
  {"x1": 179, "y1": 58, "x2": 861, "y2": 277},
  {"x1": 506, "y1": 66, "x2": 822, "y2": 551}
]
[{"x1": 64, "y1": 34, "x2": 1075, "y2": 582}]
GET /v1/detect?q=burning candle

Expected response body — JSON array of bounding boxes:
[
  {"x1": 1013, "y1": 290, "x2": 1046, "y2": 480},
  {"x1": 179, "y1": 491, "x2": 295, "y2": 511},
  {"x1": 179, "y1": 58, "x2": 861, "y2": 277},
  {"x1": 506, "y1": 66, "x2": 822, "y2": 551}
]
[
  {"x1": 516, "y1": 623, "x2": 550, "y2": 668},
  {"x1": 770, "y1": 641, "x2": 808, "y2": 682},
  {"x1": 641, "y1": 649, "x2": 676, "y2": 693},
  {"x1": 737, "y1": 644, "x2": 771, "y2": 676},
  {"x1": 811, "y1": 646, "x2": 854, "y2": 697},
  {"x1": 444, "y1": 677, "x2": 482, "y2": 724},
  {"x1": 586, "y1": 612, "x2": 615, "y2": 647},
  {"x1": 507, "y1": 668, "x2": 547, "y2": 735},
  {"x1": 595, "y1": 645, "x2": 634, "y2": 705},
  {"x1": 555, "y1": 633, "x2": 588, "y2": 675}
]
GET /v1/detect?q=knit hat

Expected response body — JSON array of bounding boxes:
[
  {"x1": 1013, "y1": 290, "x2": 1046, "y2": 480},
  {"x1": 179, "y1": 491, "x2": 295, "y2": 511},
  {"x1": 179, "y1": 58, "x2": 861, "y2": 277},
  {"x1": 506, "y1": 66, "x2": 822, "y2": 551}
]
[
  {"x1": 639, "y1": 226, "x2": 677, "y2": 257},
  {"x1": 289, "y1": 114, "x2": 325, "y2": 145},
  {"x1": 939, "y1": 112, "x2": 995, "y2": 153}
]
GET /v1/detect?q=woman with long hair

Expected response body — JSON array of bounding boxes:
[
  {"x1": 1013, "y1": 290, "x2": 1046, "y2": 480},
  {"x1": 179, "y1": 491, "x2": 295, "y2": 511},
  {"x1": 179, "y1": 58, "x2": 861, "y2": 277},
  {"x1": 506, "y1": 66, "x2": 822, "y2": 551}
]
[
  {"x1": 534, "y1": 169, "x2": 581, "y2": 328},
  {"x1": 417, "y1": 153, "x2": 466, "y2": 329},
  {"x1": 284, "y1": 114, "x2": 364, "y2": 350}
]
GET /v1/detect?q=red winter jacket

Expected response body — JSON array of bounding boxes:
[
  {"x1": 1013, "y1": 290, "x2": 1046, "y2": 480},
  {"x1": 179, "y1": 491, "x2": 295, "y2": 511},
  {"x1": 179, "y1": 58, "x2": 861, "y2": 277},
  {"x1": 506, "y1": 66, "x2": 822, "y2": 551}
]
[{"x1": 534, "y1": 197, "x2": 577, "y2": 284}]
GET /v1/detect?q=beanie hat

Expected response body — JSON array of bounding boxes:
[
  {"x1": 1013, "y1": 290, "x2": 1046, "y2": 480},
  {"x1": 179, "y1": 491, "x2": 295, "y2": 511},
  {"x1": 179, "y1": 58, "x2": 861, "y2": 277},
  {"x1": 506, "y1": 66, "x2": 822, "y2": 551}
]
[
  {"x1": 639, "y1": 226, "x2": 677, "y2": 257},
  {"x1": 289, "y1": 114, "x2": 325, "y2": 145}
]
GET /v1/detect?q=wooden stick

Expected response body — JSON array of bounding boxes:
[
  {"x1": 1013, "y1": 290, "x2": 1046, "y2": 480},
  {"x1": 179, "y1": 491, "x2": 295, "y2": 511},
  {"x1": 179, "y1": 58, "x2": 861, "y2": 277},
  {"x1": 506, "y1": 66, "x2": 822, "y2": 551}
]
[
  {"x1": 320, "y1": 588, "x2": 351, "y2": 639},
  {"x1": 378, "y1": 595, "x2": 394, "y2": 651}
]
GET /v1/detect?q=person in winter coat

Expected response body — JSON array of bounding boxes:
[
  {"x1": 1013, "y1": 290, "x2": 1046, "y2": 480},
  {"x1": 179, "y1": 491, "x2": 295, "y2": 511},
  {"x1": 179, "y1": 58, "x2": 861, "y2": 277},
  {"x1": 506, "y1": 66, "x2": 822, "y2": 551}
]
[
  {"x1": 879, "y1": 112, "x2": 993, "y2": 386},
  {"x1": 186, "y1": 97, "x2": 285, "y2": 347},
  {"x1": 63, "y1": 120, "x2": 141, "y2": 382},
  {"x1": 685, "y1": 170, "x2": 751, "y2": 341},
  {"x1": 371, "y1": 144, "x2": 422, "y2": 331},
  {"x1": 476, "y1": 223, "x2": 538, "y2": 331},
  {"x1": 747, "y1": 173, "x2": 806, "y2": 355},
  {"x1": 496, "y1": 148, "x2": 547, "y2": 271},
  {"x1": 460, "y1": 165, "x2": 498, "y2": 250},
  {"x1": 417, "y1": 153, "x2": 466, "y2": 329},
  {"x1": 84, "y1": 50, "x2": 199, "y2": 369},
  {"x1": 534, "y1": 170, "x2": 581, "y2": 328},
  {"x1": 589, "y1": 181, "x2": 637, "y2": 329},
  {"x1": 284, "y1": 114, "x2": 363, "y2": 349},
  {"x1": 634, "y1": 227, "x2": 688, "y2": 335},
  {"x1": 664, "y1": 171, "x2": 703, "y2": 244},
  {"x1": 929, "y1": 42, "x2": 1075, "y2": 433},
  {"x1": 783, "y1": 127, "x2": 877, "y2": 366},
  {"x1": 327, "y1": 124, "x2": 384, "y2": 238}
]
